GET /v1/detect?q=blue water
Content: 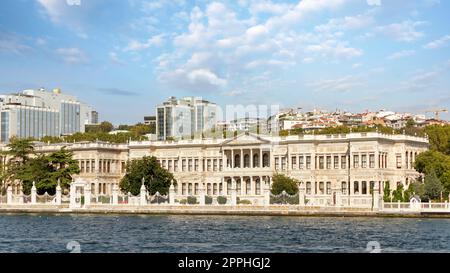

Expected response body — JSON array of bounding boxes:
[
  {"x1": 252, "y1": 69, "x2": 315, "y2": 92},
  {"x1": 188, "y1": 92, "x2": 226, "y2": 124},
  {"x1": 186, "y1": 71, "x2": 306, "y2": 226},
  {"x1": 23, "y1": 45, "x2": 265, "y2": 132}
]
[{"x1": 0, "y1": 214, "x2": 449, "y2": 253}]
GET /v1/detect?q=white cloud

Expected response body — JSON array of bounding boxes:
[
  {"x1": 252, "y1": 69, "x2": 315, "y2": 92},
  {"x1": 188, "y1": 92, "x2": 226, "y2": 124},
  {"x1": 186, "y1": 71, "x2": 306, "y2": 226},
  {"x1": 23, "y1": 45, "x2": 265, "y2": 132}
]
[
  {"x1": 109, "y1": 52, "x2": 124, "y2": 65},
  {"x1": 305, "y1": 40, "x2": 363, "y2": 59},
  {"x1": 424, "y1": 35, "x2": 450, "y2": 49},
  {"x1": 375, "y1": 20, "x2": 427, "y2": 42},
  {"x1": 56, "y1": 48, "x2": 88, "y2": 64},
  {"x1": 248, "y1": 0, "x2": 293, "y2": 15},
  {"x1": 0, "y1": 32, "x2": 30, "y2": 54},
  {"x1": 308, "y1": 75, "x2": 364, "y2": 92},
  {"x1": 367, "y1": 0, "x2": 381, "y2": 6},
  {"x1": 315, "y1": 13, "x2": 374, "y2": 33},
  {"x1": 387, "y1": 50, "x2": 416, "y2": 60},
  {"x1": 125, "y1": 35, "x2": 164, "y2": 51}
]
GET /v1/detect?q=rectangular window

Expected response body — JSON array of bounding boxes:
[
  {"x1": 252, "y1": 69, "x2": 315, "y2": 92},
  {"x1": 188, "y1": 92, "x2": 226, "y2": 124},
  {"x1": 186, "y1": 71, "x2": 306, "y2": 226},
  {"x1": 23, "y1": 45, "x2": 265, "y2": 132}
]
[
  {"x1": 306, "y1": 182, "x2": 311, "y2": 194},
  {"x1": 396, "y1": 154, "x2": 402, "y2": 169},
  {"x1": 341, "y1": 156, "x2": 346, "y2": 169},
  {"x1": 326, "y1": 156, "x2": 331, "y2": 169},
  {"x1": 194, "y1": 159, "x2": 199, "y2": 171},
  {"x1": 361, "y1": 155, "x2": 367, "y2": 168},
  {"x1": 299, "y1": 156, "x2": 304, "y2": 169},
  {"x1": 291, "y1": 156, "x2": 297, "y2": 169},
  {"x1": 182, "y1": 159, "x2": 186, "y2": 171},
  {"x1": 319, "y1": 156, "x2": 324, "y2": 169},
  {"x1": 341, "y1": 182, "x2": 347, "y2": 195},
  {"x1": 326, "y1": 182, "x2": 331, "y2": 195},
  {"x1": 281, "y1": 157, "x2": 286, "y2": 170},
  {"x1": 275, "y1": 157, "x2": 280, "y2": 170},
  {"x1": 353, "y1": 155, "x2": 359, "y2": 168},
  {"x1": 174, "y1": 160, "x2": 178, "y2": 172},
  {"x1": 188, "y1": 159, "x2": 193, "y2": 172},
  {"x1": 207, "y1": 159, "x2": 211, "y2": 171},
  {"x1": 369, "y1": 154, "x2": 375, "y2": 168},
  {"x1": 306, "y1": 156, "x2": 311, "y2": 169},
  {"x1": 334, "y1": 156, "x2": 339, "y2": 169},
  {"x1": 319, "y1": 182, "x2": 324, "y2": 195}
]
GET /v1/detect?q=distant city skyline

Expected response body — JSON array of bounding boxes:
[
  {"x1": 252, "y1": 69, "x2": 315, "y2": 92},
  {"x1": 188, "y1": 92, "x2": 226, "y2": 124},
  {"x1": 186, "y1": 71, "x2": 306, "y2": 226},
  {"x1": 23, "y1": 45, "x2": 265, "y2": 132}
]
[{"x1": 0, "y1": 0, "x2": 449, "y2": 124}]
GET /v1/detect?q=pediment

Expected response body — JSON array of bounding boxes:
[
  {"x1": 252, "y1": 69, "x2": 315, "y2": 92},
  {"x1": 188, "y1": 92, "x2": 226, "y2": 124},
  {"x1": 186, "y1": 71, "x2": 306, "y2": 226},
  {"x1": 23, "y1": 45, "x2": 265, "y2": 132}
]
[{"x1": 221, "y1": 133, "x2": 271, "y2": 146}]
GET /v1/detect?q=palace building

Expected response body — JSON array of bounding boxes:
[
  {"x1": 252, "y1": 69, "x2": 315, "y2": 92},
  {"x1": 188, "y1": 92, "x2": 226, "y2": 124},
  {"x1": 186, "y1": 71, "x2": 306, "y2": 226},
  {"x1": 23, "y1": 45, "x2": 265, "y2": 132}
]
[{"x1": 4, "y1": 132, "x2": 427, "y2": 205}]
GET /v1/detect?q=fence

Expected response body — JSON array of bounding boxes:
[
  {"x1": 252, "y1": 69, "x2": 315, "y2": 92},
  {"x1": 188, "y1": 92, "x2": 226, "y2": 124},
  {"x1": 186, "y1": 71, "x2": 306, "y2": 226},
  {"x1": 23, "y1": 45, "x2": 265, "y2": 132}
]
[{"x1": 383, "y1": 201, "x2": 450, "y2": 212}]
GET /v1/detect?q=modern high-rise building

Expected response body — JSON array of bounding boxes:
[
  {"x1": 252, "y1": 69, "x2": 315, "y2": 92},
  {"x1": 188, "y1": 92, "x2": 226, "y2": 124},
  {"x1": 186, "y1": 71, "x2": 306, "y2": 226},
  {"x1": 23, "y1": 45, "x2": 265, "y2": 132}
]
[
  {"x1": 0, "y1": 88, "x2": 98, "y2": 142},
  {"x1": 156, "y1": 96, "x2": 217, "y2": 140}
]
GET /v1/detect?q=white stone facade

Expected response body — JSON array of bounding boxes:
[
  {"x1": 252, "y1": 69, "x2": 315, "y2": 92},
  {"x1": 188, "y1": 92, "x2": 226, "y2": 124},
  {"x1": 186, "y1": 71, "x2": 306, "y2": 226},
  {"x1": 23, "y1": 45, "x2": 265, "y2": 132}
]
[{"x1": 1, "y1": 132, "x2": 428, "y2": 205}]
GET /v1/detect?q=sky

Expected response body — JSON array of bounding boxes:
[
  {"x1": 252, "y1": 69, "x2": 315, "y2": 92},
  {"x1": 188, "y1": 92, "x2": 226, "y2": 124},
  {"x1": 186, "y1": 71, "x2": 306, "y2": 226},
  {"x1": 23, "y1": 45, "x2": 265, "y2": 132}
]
[{"x1": 0, "y1": 0, "x2": 449, "y2": 124}]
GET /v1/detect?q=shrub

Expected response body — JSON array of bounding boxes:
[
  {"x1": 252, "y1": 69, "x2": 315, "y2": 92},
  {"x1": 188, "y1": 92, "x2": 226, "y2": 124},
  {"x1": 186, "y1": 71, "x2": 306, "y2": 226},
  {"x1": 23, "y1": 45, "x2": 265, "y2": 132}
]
[
  {"x1": 217, "y1": 196, "x2": 227, "y2": 205},
  {"x1": 179, "y1": 199, "x2": 187, "y2": 205},
  {"x1": 238, "y1": 199, "x2": 252, "y2": 205},
  {"x1": 205, "y1": 196, "x2": 213, "y2": 205},
  {"x1": 187, "y1": 196, "x2": 197, "y2": 204}
]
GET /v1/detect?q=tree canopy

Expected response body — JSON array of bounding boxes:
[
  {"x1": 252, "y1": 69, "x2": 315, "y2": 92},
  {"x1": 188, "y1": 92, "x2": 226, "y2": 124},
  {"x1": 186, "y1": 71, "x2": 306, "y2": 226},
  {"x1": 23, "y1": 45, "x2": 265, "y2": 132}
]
[
  {"x1": 119, "y1": 156, "x2": 175, "y2": 195},
  {"x1": 271, "y1": 174, "x2": 299, "y2": 195}
]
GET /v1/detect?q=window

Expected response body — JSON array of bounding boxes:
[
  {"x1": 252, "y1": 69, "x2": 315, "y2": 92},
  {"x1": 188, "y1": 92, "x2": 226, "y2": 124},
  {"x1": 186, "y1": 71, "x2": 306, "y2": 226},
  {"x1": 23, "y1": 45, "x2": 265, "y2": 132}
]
[
  {"x1": 275, "y1": 157, "x2": 279, "y2": 170},
  {"x1": 341, "y1": 156, "x2": 346, "y2": 169},
  {"x1": 194, "y1": 183, "x2": 199, "y2": 195},
  {"x1": 182, "y1": 183, "x2": 187, "y2": 195},
  {"x1": 174, "y1": 160, "x2": 178, "y2": 172},
  {"x1": 369, "y1": 154, "x2": 375, "y2": 168},
  {"x1": 207, "y1": 159, "x2": 212, "y2": 171},
  {"x1": 188, "y1": 183, "x2": 192, "y2": 195},
  {"x1": 291, "y1": 156, "x2": 297, "y2": 169},
  {"x1": 263, "y1": 153, "x2": 270, "y2": 167},
  {"x1": 234, "y1": 154, "x2": 240, "y2": 168},
  {"x1": 188, "y1": 159, "x2": 193, "y2": 172},
  {"x1": 299, "y1": 156, "x2": 304, "y2": 169},
  {"x1": 281, "y1": 157, "x2": 286, "y2": 170},
  {"x1": 319, "y1": 182, "x2": 324, "y2": 194},
  {"x1": 334, "y1": 156, "x2": 339, "y2": 169},
  {"x1": 207, "y1": 184, "x2": 212, "y2": 196},
  {"x1": 319, "y1": 156, "x2": 324, "y2": 169},
  {"x1": 244, "y1": 154, "x2": 250, "y2": 168},
  {"x1": 396, "y1": 154, "x2": 402, "y2": 169},
  {"x1": 326, "y1": 182, "x2": 331, "y2": 195},
  {"x1": 168, "y1": 160, "x2": 172, "y2": 171},
  {"x1": 326, "y1": 156, "x2": 331, "y2": 169},
  {"x1": 213, "y1": 184, "x2": 218, "y2": 195},
  {"x1": 306, "y1": 156, "x2": 311, "y2": 169},
  {"x1": 253, "y1": 154, "x2": 259, "y2": 168},
  {"x1": 353, "y1": 155, "x2": 359, "y2": 168},
  {"x1": 246, "y1": 180, "x2": 251, "y2": 195},
  {"x1": 255, "y1": 180, "x2": 261, "y2": 195},
  {"x1": 405, "y1": 152, "x2": 409, "y2": 169},
  {"x1": 182, "y1": 159, "x2": 186, "y2": 171},
  {"x1": 227, "y1": 180, "x2": 232, "y2": 194},
  {"x1": 195, "y1": 159, "x2": 199, "y2": 171},
  {"x1": 341, "y1": 182, "x2": 347, "y2": 194},
  {"x1": 354, "y1": 181, "x2": 359, "y2": 194},
  {"x1": 362, "y1": 181, "x2": 367, "y2": 195},
  {"x1": 306, "y1": 182, "x2": 311, "y2": 194},
  {"x1": 361, "y1": 155, "x2": 367, "y2": 168}
]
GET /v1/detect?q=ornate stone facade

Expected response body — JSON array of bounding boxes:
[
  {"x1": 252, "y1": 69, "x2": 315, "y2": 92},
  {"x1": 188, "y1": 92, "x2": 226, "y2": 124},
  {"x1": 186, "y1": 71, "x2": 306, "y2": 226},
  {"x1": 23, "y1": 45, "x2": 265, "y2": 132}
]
[{"x1": 1, "y1": 132, "x2": 428, "y2": 205}]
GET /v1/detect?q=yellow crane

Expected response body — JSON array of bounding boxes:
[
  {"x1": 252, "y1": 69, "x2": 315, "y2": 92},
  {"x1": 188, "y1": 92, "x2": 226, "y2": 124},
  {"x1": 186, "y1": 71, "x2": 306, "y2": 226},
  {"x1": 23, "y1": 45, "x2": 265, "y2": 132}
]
[{"x1": 425, "y1": 109, "x2": 448, "y2": 120}]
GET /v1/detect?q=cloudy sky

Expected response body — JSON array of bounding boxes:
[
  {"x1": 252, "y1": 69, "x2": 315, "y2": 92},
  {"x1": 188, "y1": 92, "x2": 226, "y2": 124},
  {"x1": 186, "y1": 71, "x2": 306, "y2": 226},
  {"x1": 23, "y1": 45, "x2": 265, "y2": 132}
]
[{"x1": 0, "y1": 0, "x2": 449, "y2": 124}]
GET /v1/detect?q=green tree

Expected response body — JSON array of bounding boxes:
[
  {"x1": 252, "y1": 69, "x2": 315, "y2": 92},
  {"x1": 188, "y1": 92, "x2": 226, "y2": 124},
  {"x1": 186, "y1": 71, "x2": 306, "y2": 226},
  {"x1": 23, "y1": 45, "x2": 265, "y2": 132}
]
[
  {"x1": 392, "y1": 183, "x2": 404, "y2": 202},
  {"x1": 17, "y1": 155, "x2": 54, "y2": 195},
  {"x1": 99, "y1": 121, "x2": 114, "y2": 133},
  {"x1": 119, "y1": 156, "x2": 175, "y2": 195},
  {"x1": 408, "y1": 181, "x2": 425, "y2": 199},
  {"x1": 7, "y1": 137, "x2": 34, "y2": 163},
  {"x1": 423, "y1": 170, "x2": 444, "y2": 201},
  {"x1": 271, "y1": 174, "x2": 299, "y2": 195},
  {"x1": 46, "y1": 147, "x2": 80, "y2": 190},
  {"x1": 414, "y1": 151, "x2": 450, "y2": 178},
  {"x1": 424, "y1": 125, "x2": 450, "y2": 154},
  {"x1": 383, "y1": 182, "x2": 391, "y2": 202}
]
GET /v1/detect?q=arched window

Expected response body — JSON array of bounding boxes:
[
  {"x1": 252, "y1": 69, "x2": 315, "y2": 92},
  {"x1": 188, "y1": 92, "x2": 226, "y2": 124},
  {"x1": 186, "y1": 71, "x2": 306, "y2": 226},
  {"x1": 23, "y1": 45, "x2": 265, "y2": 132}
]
[
  {"x1": 253, "y1": 154, "x2": 259, "y2": 168},
  {"x1": 263, "y1": 153, "x2": 270, "y2": 167},
  {"x1": 244, "y1": 154, "x2": 250, "y2": 168},
  {"x1": 234, "y1": 154, "x2": 240, "y2": 168},
  {"x1": 354, "y1": 181, "x2": 359, "y2": 194}
]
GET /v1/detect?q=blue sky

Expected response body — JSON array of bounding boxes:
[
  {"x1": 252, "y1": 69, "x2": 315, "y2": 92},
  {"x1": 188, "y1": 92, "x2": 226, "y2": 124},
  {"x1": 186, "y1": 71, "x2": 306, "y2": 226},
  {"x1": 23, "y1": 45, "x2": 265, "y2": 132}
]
[{"x1": 0, "y1": 0, "x2": 449, "y2": 124}]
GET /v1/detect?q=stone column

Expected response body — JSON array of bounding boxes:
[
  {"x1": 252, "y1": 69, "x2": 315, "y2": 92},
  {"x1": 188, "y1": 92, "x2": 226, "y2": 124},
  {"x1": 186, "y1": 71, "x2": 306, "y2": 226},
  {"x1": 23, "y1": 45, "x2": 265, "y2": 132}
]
[
  {"x1": 231, "y1": 150, "x2": 234, "y2": 168},
  {"x1": 112, "y1": 184, "x2": 119, "y2": 205},
  {"x1": 264, "y1": 180, "x2": 270, "y2": 207},
  {"x1": 31, "y1": 181, "x2": 37, "y2": 205},
  {"x1": 230, "y1": 178, "x2": 237, "y2": 206},
  {"x1": 7, "y1": 185, "x2": 13, "y2": 204},
  {"x1": 299, "y1": 182, "x2": 305, "y2": 207},
  {"x1": 169, "y1": 182, "x2": 175, "y2": 205},
  {"x1": 240, "y1": 149, "x2": 244, "y2": 168},
  {"x1": 69, "y1": 182, "x2": 76, "y2": 208},
  {"x1": 199, "y1": 182, "x2": 206, "y2": 205},
  {"x1": 260, "y1": 149, "x2": 263, "y2": 168},
  {"x1": 55, "y1": 181, "x2": 62, "y2": 205},
  {"x1": 373, "y1": 182, "x2": 380, "y2": 211},
  {"x1": 84, "y1": 182, "x2": 91, "y2": 207},
  {"x1": 140, "y1": 179, "x2": 147, "y2": 206},
  {"x1": 250, "y1": 149, "x2": 253, "y2": 168}
]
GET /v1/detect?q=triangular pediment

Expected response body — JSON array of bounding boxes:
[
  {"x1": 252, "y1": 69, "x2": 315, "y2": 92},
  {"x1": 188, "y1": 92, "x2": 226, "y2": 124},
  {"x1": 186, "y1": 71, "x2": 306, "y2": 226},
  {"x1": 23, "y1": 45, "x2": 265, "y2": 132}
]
[{"x1": 221, "y1": 133, "x2": 271, "y2": 146}]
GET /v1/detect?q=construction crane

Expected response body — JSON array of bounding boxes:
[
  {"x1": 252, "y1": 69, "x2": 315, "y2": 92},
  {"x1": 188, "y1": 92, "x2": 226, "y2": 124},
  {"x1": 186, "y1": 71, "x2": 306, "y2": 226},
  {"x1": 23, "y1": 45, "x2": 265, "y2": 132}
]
[{"x1": 425, "y1": 109, "x2": 448, "y2": 120}]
